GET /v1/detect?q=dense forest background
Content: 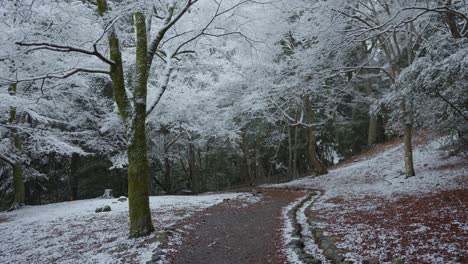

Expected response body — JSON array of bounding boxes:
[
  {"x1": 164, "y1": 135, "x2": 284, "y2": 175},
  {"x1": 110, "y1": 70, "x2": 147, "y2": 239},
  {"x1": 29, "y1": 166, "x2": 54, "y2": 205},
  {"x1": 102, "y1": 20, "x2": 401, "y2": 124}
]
[{"x1": 0, "y1": 0, "x2": 466, "y2": 212}]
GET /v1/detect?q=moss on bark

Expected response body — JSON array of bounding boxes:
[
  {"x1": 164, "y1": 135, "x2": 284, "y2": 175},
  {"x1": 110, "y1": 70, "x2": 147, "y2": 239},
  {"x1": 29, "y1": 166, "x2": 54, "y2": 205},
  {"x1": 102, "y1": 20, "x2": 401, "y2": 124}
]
[
  {"x1": 97, "y1": 1, "x2": 154, "y2": 237},
  {"x1": 127, "y1": 12, "x2": 155, "y2": 238}
]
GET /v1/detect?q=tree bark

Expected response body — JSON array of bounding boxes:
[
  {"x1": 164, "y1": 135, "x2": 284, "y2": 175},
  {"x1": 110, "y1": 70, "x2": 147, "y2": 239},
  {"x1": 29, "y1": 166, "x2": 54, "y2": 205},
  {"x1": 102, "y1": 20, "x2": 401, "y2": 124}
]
[
  {"x1": 9, "y1": 83, "x2": 25, "y2": 207},
  {"x1": 97, "y1": 0, "x2": 130, "y2": 124},
  {"x1": 288, "y1": 125, "x2": 293, "y2": 179},
  {"x1": 188, "y1": 143, "x2": 198, "y2": 193},
  {"x1": 127, "y1": 12, "x2": 155, "y2": 238},
  {"x1": 68, "y1": 153, "x2": 80, "y2": 200},
  {"x1": 292, "y1": 109, "x2": 300, "y2": 178},
  {"x1": 97, "y1": 1, "x2": 154, "y2": 238},
  {"x1": 304, "y1": 95, "x2": 327, "y2": 175},
  {"x1": 163, "y1": 156, "x2": 173, "y2": 194},
  {"x1": 366, "y1": 81, "x2": 377, "y2": 146},
  {"x1": 401, "y1": 99, "x2": 415, "y2": 177},
  {"x1": 241, "y1": 129, "x2": 252, "y2": 186}
]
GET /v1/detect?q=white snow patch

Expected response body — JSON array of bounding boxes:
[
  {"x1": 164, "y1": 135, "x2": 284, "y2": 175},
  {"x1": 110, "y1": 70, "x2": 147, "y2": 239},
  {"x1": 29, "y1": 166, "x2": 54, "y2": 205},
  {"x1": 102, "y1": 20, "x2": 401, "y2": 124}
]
[
  {"x1": 265, "y1": 139, "x2": 466, "y2": 200},
  {"x1": 0, "y1": 192, "x2": 257, "y2": 264},
  {"x1": 281, "y1": 195, "x2": 307, "y2": 264}
]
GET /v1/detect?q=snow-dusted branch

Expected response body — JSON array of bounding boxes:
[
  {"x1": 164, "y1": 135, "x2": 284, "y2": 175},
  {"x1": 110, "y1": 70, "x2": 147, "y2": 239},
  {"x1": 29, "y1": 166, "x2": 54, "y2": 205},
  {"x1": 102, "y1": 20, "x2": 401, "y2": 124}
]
[
  {"x1": 0, "y1": 153, "x2": 15, "y2": 166},
  {"x1": 16, "y1": 42, "x2": 115, "y2": 66},
  {"x1": 147, "y1": 0, "x2": 199, "y2": 71},
  {"x1": 1, "y1": 68, "x2": 110, "y2": 86},
  {"x1": 146, "y1": 54, "x2": 173, "y2": 117}
]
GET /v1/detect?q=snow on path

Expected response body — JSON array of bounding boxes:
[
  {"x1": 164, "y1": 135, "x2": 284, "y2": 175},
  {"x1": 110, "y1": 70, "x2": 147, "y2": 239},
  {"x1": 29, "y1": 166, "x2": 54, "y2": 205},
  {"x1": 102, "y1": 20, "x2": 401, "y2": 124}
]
[{"x1": 0, "y1": 192, "x2": 256, "y2": 264}]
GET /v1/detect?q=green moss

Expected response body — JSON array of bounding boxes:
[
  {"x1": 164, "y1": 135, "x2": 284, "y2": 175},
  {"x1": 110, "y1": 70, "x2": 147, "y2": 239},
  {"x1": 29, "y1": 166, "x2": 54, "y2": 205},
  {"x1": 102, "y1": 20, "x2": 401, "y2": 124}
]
[
  {"x1": 96, "y1": 0, "x2": 108, "y2": 16},
  {"x1": 127, "y1": 12, "x2": 154, "y2": 238}
]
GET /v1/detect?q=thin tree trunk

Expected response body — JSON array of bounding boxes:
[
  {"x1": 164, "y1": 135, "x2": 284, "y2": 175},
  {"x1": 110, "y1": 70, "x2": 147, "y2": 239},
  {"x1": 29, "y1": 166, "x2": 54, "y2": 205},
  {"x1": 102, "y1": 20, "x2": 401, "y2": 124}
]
[
  {"x1": 304, "y1": 95, "x2": 327, "y2": 175},
  {"x1": 241, "y1": 129, "x2": 252, "y2": 186},
  {"x1": 69, "y1": 153, "x2": 80, "y2": 200},
  {"x1": 401, "y1": 99, "x2": 415, "y2": 177},
  {"x1": 97, "y1": 0, "x2": 130, "y2": 124},
  {"x1": 288, "y1": 125, "x2": 293, "y2": 179},
  {"x1": 292, "y1": 109, "x2": 300, "y2": 178},
  {"x1": 9, "y1": 83, "x2": 25, "y2": 207},
  {"x1": 366, "y1": 81, "x2": 377, "y2": 146},
  {"x1": 188, "y1": 143, "x2": 198, "y2": 193},
  {"x1": 164, "y1": 157, "x2": 172, "y2": 194}
]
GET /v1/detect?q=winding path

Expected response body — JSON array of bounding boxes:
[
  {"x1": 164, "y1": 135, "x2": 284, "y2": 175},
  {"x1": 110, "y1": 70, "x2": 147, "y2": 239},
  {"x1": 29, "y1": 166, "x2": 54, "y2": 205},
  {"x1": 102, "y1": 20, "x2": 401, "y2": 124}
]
[{"x1": 169, "y1": 190, "x2": 305, "y2": 264}]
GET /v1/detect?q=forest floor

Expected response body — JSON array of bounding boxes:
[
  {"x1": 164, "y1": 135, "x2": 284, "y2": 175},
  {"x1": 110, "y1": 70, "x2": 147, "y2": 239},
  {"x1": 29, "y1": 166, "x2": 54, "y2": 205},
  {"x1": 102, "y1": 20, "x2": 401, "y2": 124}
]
[
  {"x1": 265, "y1": 136, "x2": 468, "y2": 263},
  {"x1": 0, "y1": 192, "x2": 260, "y2": 263},
  {"x1": 1, "y1": 136, "x2": 466, "y2": 264}
]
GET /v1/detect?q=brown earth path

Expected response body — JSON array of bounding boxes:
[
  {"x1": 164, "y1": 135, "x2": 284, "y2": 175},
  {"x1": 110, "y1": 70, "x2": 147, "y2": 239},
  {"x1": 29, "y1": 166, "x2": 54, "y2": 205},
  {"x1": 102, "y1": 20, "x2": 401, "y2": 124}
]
[{"x1": 168, "y1": 190, "x2": 304, "y2": 264}]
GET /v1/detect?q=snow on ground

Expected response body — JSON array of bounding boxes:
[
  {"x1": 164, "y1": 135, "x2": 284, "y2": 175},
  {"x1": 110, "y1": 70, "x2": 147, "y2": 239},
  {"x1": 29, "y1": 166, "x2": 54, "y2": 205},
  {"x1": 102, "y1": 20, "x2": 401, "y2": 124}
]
[
  {"x1": 0, "y1": 192, "x2": 257, "y2": 264},
  {"x1": 268, "y1": 138, "x2": 466, "y2": 200},
  {"x1": 269, "y1": 138, "x2": 467, "y2": 263},
  {"x1": 281, "y1": 195, "x2": 307, "y2": 264}
]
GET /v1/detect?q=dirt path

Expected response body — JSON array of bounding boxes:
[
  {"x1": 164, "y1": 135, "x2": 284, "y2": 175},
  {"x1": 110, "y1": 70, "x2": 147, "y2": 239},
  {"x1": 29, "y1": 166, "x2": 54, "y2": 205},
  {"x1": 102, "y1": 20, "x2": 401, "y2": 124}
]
[{"x1": 168, "y1": 190, "x2": 304, "y2": 264}]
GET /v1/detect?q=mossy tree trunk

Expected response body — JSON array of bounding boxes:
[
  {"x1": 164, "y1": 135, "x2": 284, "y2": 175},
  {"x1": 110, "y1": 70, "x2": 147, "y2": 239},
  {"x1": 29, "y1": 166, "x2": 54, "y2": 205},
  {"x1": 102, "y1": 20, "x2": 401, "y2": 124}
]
[
  {"x1": 304, "y1": 95, "x2": 327, "y2": 175},
  {"x1": 401, "y1": 98, "x2": 415, "y2": 177},
  {"x1": 126, "y1": 12, "x2": 155, "y2": 238},
  {"x1": 97, "y1": 0, "x2": 154, "y2": 237},
  {"x1": 9, "y1": 83, "x2": 25, "y2": 207}
]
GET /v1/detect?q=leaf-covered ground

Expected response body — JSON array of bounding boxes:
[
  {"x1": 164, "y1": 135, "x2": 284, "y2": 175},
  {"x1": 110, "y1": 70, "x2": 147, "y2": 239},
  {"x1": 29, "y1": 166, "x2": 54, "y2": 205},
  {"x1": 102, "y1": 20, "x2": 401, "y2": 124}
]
[{"x1": 268, "y1": 137, "x2": 467, "y2": 263}]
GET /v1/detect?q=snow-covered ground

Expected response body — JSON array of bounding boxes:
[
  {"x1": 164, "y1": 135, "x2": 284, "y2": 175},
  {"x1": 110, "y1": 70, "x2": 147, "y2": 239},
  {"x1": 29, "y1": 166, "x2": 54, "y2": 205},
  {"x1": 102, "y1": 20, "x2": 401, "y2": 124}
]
[
  {"x1": 271, "y1": 138, "x2": 467, "y2": 263},
  {"x1": 0, "y1": 192, "x2": 258, "y2": 264},
  {"x1": 269, "y1": 139, "x2": 466, "y2": 200}
]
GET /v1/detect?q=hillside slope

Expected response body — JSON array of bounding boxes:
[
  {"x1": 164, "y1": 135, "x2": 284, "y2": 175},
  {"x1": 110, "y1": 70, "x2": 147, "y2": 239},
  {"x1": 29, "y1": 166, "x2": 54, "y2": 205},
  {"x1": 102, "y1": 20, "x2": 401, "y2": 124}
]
[{"x1": 270, "y1": 137, "x2": 467, "y2": 263}]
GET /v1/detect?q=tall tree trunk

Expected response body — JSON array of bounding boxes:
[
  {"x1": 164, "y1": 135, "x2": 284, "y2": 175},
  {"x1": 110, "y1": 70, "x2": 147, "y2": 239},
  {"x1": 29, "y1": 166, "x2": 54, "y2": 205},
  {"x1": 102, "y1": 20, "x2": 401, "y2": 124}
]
[
  {"x1": 366, "y1": 81, "x2": 377, "y2": 146},
  {"x1": 288, "y1": 125, "x2": 293, "y2": 179},
  {"x1": 401, "y1": 99, "x2": 415, "y2": 177},
  {"x1": 241, "y1": 129, "x2": 252, "y2": 186},
  {"x1": 304, "y1": 95, "x2": 327, "y2": 175},
  {"x1": 292, "y1": 109, "x2": 300, "y2": 178},
  {"x1": 68, "y1": 152, "x2": 80, "y2": 200},
  {"x1": 97, "y1": 0, "x2": 154, "y2": 238},
  {"x1": 196, "y1": 145, "x2": 206, "y2": 192},
  {"x1": 188, "y1": 143, "x2": 198, "y2": 193},
  {"x1": 97, "y1": 0, "x2": 130, "y2": 124},
  {"x1": 163, "y1": 157, "x2": 172, "y2": 194},
  {"x1": 126, "y1": 12, "x2": 155, "y2": 238},
  {"x1": 9, "y1": 83, "x2": 25, "y2": 207}
]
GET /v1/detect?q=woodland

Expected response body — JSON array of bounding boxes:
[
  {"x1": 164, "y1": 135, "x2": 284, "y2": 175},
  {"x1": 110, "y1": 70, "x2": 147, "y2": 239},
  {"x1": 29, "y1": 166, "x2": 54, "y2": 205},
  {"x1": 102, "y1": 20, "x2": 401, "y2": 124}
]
[{"x1": 0, "y1": 0, "x2": 467, "y2": 263}]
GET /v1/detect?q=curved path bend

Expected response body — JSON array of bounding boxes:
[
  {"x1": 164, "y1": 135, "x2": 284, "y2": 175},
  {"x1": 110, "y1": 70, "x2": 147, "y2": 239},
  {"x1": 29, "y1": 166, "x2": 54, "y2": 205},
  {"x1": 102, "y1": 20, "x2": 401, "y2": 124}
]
[{"x1": 169, "y1": 190, "x2": 305, "y2": 264}]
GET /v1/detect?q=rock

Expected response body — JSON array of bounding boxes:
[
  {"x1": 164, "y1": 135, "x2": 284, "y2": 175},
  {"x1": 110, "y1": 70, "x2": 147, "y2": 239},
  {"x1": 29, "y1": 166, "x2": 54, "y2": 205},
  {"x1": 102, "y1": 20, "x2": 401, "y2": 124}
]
[
  {"x1": 117, "y1": 196, "x2": 127, "y2": 202},
  {"x1": 392, "y1": 258, "x2": 404, "y2": 264},
  {"x1": 100, "y1": 189, "x2": 113, "y2": 199},
  {"x1": 320, "y1": 239, "x2": 330, "y2": 250},
  {"x1": 95, "y1": 205, "x2": 111, "y2": 213},
  {"x1": 288, "y1": 238, "x2": 301, "y2": 247},
  {"x1": 362, "y1": 258, "x2": 380, "y2": 264}
]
